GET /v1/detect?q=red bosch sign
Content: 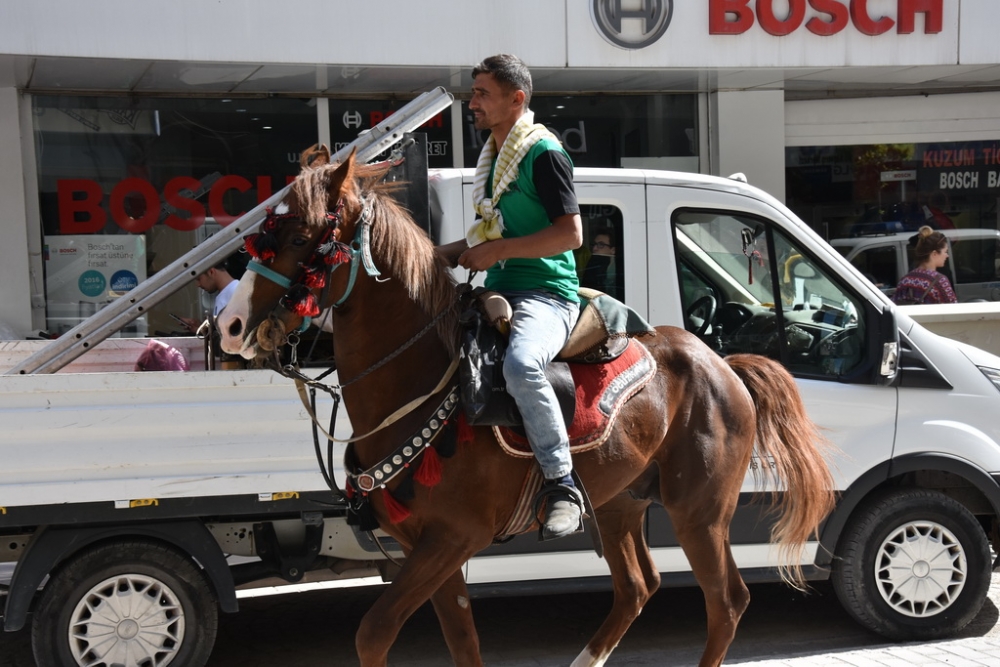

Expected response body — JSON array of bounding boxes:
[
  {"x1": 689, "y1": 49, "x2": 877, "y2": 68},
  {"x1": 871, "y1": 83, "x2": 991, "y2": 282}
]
[
  {"x1": 709, "y1": 0, "x2": 943, "y2": 36},
  {"x1": 57, "y1": 175, "x2": 295, "y2": 234}
]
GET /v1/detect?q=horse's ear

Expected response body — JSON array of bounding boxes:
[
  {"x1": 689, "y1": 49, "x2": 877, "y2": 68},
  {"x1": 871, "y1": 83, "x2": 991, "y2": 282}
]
[
  {"x1": 300, "y1": 143, "x2": 332, "y2": 169},
  {"x1": 327, "y1": 147, "x2": 357, "y2": 197}
]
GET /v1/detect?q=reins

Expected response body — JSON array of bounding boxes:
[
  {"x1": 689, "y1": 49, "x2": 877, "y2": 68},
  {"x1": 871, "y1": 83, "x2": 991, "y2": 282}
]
[{"x1": 278, "y1": 348, "x2": 459, "y2": 445}]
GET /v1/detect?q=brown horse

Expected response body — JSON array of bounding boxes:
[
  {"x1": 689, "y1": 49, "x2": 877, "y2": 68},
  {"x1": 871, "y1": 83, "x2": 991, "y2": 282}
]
[{"x1": 218, "y1": 147, "x2": 835, "y2": 667}]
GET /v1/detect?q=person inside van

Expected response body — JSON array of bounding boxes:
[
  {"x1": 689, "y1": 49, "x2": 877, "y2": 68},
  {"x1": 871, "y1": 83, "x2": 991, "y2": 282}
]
[
  {"x1": 892, "y1": 226, "x2": 958, "y2": 305},
  {"x1": 581, "y1": 229, "x2": 619, "y2": 298}
]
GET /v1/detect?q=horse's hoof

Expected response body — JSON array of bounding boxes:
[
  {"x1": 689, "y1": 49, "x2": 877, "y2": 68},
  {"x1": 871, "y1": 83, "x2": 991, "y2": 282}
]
[{"x1": 539, "y1": 485, "x2": 584, "y2": 540}]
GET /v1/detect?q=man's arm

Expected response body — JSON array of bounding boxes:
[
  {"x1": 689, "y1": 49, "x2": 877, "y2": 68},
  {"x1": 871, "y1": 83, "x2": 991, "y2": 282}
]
[{"x1": 457, "y1": 214, "x2": 582, "y2": 272}]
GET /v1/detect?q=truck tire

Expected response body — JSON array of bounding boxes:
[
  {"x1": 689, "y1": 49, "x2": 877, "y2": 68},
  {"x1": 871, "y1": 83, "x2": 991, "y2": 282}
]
[
  {"x1": 31, "y1": 540, "x2": 218, "y2": 667},
  {"x1": 831, "y1": 488, "x2": 991, "y2": 641}
]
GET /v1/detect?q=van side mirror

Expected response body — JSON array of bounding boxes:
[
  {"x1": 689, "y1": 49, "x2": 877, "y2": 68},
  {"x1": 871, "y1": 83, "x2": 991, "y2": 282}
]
[{"x1": 877, "y1": 307, "x2": 899, "y2": 386}]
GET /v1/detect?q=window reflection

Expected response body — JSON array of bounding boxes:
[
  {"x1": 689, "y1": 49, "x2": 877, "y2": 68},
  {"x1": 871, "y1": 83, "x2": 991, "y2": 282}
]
[
  {"x1": 33, "y1": 95, "x2": 317, "y2": 337},
  {"x1": 673, "y1": 210, "x2": 868, "y2": 380}
]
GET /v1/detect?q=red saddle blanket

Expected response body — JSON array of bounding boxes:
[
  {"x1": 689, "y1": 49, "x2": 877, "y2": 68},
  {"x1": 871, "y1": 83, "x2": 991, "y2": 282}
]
[{"x1": 494, "y1": 338, "x2": 656, "y2": 457}]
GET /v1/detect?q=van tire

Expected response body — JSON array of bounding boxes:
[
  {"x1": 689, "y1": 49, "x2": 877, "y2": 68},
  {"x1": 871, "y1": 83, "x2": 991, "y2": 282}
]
[
  {"x1": 831, "y1": 488, "x2": 991, "y2": 640},
  {"x1": 31, "y1": 539, "x2": 218, "y2": 667}
]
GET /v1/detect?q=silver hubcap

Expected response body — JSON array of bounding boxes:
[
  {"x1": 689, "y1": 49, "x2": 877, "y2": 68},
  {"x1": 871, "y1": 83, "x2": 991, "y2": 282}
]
[
  {"x1": 875, "y1": 520, "x2": 967, "y2": 617},
  {"x1": 69, "y1": 574, "x2": 185, "y2": 667}
]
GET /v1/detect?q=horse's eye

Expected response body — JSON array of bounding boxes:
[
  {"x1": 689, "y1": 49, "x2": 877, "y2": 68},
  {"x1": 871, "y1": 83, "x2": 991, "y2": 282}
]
[{"x1": 291, "y1": 235, "x2": 310, "y2": 247}]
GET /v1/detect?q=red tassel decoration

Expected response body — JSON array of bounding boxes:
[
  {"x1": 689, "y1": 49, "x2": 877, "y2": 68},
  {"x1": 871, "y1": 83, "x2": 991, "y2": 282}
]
[
  {"x1": 302, "y1": 267, "x2": 327, "y2": 289},
  {"x1": 283, "y1": 286, "x2": 320, "y2": 317},
  {"x1": 457, "y1": 412, "x2": 475, "y2": 445},
  {"x1": 414, "y1": 445, "x2": 442, "y2": 488},
  {"x1": 244, "y1": 233, "x2": 277, "y2": 261},
  {"x1": 382, "y1": 488, "x2": 411, "y2": 524},
  {"x1": 326, "y1": 244, "x2": 351, "y2": 265}
]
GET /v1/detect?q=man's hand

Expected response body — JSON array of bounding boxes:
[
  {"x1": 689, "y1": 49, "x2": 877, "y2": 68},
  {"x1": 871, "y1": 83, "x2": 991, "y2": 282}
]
[
  {"x1": 174, "y1": 315, "x2": 201, "y2": 334},
  {"x1": 458, "y1": 240, "x2": 507, "y2": 272}
]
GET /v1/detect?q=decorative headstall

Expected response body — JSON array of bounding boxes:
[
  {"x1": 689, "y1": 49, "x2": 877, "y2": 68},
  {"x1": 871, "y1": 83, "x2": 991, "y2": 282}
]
[{"x1": 244, "y1": 195, "x2": 381, "y2": 328}]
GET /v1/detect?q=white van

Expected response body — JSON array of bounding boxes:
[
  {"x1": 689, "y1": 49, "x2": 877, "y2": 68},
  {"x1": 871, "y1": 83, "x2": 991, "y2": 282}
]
[{"x1": 830, "y1": 228, "x2": 1000, "y2": 302}]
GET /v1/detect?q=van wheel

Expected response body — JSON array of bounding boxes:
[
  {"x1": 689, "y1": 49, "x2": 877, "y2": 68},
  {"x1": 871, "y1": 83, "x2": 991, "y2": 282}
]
[
  {"x1": 831, "y1": 488, "x2": 991, "y2": 641},
  {"x1": 31, "y1": 540, "x2": 217, "y2": 667}
]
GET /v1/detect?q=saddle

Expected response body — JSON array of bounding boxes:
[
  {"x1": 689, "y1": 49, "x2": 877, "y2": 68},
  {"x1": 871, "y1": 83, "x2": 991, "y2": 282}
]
[{"x1": 459, "y1": 287, "x2": 657, "y2": 438}]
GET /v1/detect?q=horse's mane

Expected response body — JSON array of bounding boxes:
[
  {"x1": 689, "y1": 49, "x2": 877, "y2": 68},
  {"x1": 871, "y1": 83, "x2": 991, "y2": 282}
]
[{"x1": 290, "y1": 161, "x2": 461, "y2": 356}]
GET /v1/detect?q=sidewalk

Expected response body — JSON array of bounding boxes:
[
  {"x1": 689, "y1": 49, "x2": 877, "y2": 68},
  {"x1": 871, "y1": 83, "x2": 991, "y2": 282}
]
[{"x1": 733, "y1": 637, "x2": 1000, "y2": 667}]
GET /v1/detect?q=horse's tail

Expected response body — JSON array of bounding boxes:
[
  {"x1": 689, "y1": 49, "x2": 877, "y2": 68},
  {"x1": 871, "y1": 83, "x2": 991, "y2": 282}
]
[{"x1": 725, "y1": 353, "x2": 836, "y2": 589}]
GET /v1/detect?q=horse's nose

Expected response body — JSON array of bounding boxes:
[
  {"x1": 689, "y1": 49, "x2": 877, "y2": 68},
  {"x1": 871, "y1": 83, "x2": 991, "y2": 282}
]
[{"x1": 225, "y1": 315, "x2": 244, "y2": 340}]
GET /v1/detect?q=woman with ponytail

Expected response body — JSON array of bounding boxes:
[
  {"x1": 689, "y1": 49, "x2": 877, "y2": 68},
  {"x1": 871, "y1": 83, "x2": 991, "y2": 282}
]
[{"x1": 892, "y1": 226, "x2": 958, "y2": 305}]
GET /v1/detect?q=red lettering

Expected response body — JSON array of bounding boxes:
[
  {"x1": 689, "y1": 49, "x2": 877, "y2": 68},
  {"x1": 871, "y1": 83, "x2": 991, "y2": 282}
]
[
  {"x1": 208, "y1": 175, "x2": 252, "y2": 226},
  {"x1": 851, "y1": 0, "x2": 893, "y2": 35},
  {"x1": 897, "y1": 0, "x2": 942, "y2": 34},
  {"x1": 807, "y1": 0, "x2": 850, "y2": 35},
  {"x1": 757, "y1": 0, "x2": 806, "y2": 36},
  {"x1": 57, "y1": 179, "x2": 106, "y2": 234},
  {"x1": 709, "y1": 0, "x2": 754, "y2": 34},
  {"x1": 162, "y1": 177, "x2": 206, "y2": 232},
  {"x1": 711, "y1": 0, "x2": 941, "y2": 36},
  {"x1": 110, "y1": 178, "x2": 159, "y2": 234}
]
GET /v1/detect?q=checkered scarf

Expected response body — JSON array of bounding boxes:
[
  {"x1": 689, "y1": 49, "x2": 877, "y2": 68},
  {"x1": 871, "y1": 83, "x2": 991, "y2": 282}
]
[{"x1": 467, "y1": 112, "x2": 559, "y2": 247}]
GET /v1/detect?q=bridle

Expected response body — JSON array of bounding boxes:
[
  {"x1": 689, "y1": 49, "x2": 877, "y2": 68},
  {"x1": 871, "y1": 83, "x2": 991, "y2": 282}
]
[
  {"x1": 240, "y1": 188, "x2": 460, "y2": 443},
  {"x1": 244, "y1": 194, "x2": 380, "y2": 332}
]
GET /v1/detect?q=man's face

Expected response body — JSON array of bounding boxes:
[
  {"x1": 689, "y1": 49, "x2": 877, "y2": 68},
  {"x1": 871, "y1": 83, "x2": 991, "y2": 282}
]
[
  {"x1": 470, "y1": 73, "x2": 520, "y2": 132},
  {"x1": 194, "y1": 269, "x2": 217, "y2": 294}
]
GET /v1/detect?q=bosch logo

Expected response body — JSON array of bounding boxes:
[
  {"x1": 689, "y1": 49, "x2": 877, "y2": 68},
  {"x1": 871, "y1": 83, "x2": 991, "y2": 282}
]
[{"x1": 592, "y1": 0, "x2": 673, "y2": 50}]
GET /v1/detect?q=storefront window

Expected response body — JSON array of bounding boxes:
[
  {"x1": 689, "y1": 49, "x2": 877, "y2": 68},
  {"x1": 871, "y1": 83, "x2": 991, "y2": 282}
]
[
  {"x1": 462, "y1": 94, "x2": 698, "y2": 170},
  {"x1": 786, "y1": 141, "x2": 1000, "y2": 241},
  {"x1": 33, "y1": 95, "x2": 317, "y2": 336},
  {"x1": 328, "y1": 99, "x2": 453, "y2": 169}
]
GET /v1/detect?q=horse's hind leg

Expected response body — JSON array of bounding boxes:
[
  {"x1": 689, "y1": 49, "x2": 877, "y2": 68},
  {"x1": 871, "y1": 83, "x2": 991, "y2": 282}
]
[
  {"x1": 675, "y1": 522, "x2": 750, "y2": 667},
  {"x1": 571, "y1": 493, "x2": 659, "y2": 667}
]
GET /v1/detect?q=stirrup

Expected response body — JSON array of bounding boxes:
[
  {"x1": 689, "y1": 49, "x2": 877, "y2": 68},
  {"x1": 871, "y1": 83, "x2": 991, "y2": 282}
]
[{"x1": 533, "y1": 482, "x2": 584, "y2": 541}]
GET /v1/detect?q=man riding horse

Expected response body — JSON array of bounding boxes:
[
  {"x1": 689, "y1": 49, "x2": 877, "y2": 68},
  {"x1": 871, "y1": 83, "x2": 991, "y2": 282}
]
[{"x1": 439, "y1": 54, "x2": 586, "y2": 540}]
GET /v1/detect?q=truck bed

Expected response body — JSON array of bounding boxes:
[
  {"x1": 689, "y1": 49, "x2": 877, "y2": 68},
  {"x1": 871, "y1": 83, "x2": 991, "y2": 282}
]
[{"x1": 0, "y1": 339, "x2": 343, "y2": 517}]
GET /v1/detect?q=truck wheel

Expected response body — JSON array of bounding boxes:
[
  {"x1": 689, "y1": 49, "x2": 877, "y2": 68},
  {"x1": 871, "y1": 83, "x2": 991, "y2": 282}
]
[
  {"x1": 31, "y1": 540, "x2": 218, "y2": 667},
  {"x1": 831, "y1": 488, "x2": 991, "y2": 641}
]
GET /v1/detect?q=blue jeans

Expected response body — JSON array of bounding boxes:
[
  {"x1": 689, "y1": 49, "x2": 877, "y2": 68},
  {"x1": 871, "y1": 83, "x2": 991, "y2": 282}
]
[{"x1": 502, "y1": 291, "x2": 579, "y2": 480}]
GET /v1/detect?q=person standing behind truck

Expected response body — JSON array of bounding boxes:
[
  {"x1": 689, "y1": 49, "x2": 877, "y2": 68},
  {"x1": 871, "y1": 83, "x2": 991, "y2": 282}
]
[
  {"x1": 438, "y1": 54, "x2": 585, "y2": 540},
  {"x1": 892, "y1": 226, "x2": 959, "y2": 305},
  {"x1": 176, "y1": 256, "x2": 243, "y2": 332}
]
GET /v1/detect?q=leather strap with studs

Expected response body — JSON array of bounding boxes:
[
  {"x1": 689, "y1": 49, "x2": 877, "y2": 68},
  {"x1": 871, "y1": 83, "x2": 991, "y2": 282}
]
[{"x1": 350, "y1": 386, "x2": 459, "y2": 493}]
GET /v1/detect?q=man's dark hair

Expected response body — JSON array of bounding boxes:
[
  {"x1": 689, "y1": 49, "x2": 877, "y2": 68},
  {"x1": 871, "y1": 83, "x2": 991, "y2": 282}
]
[{"x1": 472, "y1": 54, "x2": 533, "y2": 108}]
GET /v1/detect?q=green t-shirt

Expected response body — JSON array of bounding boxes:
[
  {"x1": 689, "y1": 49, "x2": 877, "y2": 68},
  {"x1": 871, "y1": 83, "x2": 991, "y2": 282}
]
[{"x1": 484, "y1": 138, "x2": 580, "y2": 303}]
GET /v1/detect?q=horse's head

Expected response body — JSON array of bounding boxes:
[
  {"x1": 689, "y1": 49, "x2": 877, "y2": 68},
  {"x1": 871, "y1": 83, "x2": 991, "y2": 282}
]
[{"x1": 218, "y1": 144, "x2": 369, "y2": 360}]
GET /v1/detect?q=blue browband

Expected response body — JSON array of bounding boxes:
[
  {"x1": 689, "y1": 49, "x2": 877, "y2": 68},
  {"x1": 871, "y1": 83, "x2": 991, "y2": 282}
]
[{"x1": 246, "y1": 260, "x2": 293, "y2": 289}]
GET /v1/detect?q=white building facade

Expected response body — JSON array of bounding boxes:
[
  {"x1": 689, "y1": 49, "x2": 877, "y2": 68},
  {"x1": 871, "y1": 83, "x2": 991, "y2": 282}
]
[{"x1": 1, "y1": 0, "x2": 998, "y2": 338}]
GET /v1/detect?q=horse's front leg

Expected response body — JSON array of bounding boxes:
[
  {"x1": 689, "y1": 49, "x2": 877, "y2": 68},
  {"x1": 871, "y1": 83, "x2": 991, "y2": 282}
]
[
  {"x1": 429, "y1": 568, "x2": 483, "y2": 665},
  {"x1": 355, "y1": 529, "x2": 484, "y2": 667}
]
